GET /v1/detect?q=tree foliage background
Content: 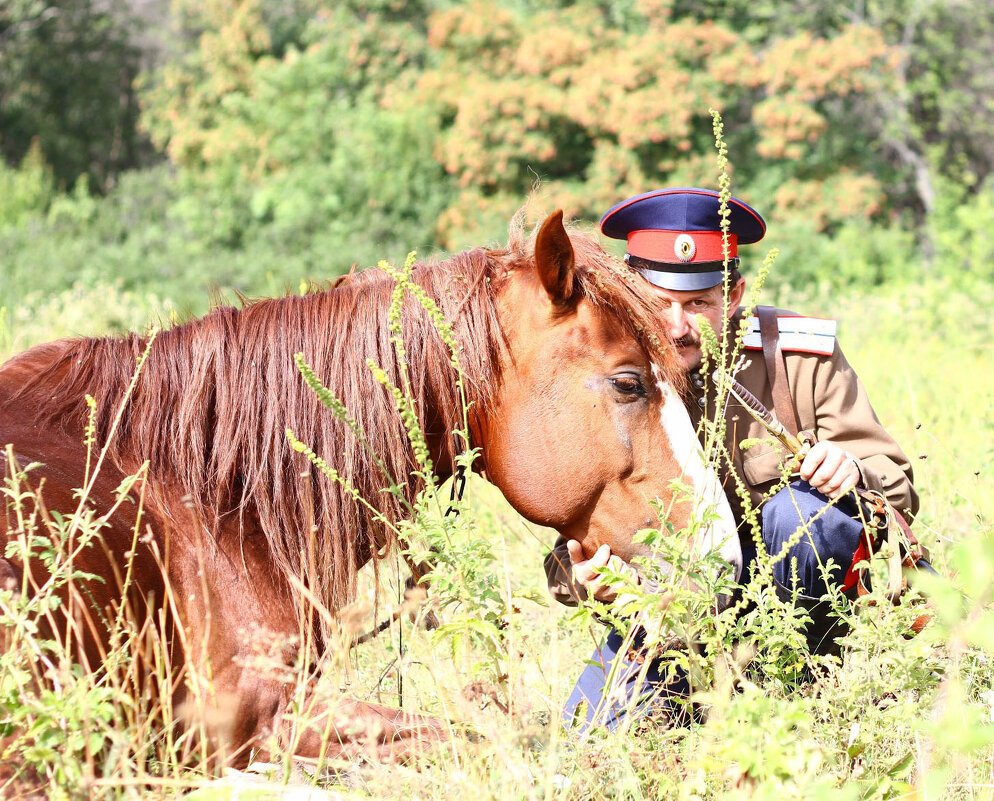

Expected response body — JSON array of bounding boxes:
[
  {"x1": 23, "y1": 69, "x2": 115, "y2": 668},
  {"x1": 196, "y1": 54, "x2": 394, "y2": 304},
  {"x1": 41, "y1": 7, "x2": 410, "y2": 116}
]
[{"x1": 2, "y1": 0, "x2": 994, "y2": 321}]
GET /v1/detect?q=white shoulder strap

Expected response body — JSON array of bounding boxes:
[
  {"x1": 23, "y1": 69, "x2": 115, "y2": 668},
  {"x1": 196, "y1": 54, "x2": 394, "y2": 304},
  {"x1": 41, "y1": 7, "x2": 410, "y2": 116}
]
[{"x1": 742, "y1": 314, "x2": 837, "y2": 356}]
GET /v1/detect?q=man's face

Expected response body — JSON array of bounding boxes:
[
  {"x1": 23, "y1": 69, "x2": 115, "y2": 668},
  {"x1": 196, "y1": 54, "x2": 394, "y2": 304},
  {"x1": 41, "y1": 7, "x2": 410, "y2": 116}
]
[{"x1": 648, "y1": 279, "x2": 745, "y2": 372}]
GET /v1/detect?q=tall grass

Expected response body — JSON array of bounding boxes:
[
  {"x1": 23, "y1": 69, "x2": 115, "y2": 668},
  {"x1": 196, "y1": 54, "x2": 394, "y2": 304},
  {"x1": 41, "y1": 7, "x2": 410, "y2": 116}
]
[{"x1": 1, "y1": 264, "x2": 993, "y2": 799}]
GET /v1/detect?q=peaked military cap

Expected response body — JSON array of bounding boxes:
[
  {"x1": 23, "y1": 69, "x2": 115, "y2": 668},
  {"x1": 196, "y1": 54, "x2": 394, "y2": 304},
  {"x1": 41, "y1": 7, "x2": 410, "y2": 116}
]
[{"x1": 600, "y1": 188, "x2": 766, "y2": 291}]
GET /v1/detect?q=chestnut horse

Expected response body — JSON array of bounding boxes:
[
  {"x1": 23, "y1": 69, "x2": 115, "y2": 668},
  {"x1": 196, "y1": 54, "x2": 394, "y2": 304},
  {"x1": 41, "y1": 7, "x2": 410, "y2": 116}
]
[{"x1": 0, "y1": 212, "x2": 738, "y2": 764}]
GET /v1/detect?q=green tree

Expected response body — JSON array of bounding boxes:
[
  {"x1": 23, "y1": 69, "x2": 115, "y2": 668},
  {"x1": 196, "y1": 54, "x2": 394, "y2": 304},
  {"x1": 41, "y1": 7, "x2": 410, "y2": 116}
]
[
  {"x1": 0, "y1": 0, "x2": 145, "y2": 191},
  {"x1": 136, "y1": 0, "x2": 449, "y2": 274},
  {"x1": 0, "y1": 140, "x2": 53, "y2": 226}
]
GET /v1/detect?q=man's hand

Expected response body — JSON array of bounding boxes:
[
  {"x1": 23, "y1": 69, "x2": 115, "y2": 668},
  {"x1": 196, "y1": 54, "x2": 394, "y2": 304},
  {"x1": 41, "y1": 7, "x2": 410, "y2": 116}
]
[
  {"x1": 566, "y1": 540, "x2": 640, "y2": 603},
  {"x1": 799, "y1": 440, "x2": 861, "y2": 498}
]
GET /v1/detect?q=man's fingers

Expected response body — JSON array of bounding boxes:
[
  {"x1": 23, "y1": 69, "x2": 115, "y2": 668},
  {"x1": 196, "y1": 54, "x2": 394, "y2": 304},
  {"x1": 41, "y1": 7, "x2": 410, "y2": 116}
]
[
  {"x1": 809, "y1": 453, "x2": 845, "y2": 491},
  {"x1": 822, "y1": 458, "x2": 860, "y2": 497},
  {"x1": 591, "y1": 543, "x2": 611, "y2": 567},
  {"x1": 834, "y1": 471, "x2": 859, "y2": 497},
  {"x1": 799, "y1": 441, "x2": 828, "y2": 481},
  {"x1": 567, "y1": 541, "x2": 610, "y2": 586},
  {"x1": 566, "y1": 538, "x2": 583, "y2": 564},
  {"x1": 566, "y1": 539, "x2": 608, "y2": 565},
  {"x1": 802, "y1": 442, "x2": 860, "y2": 497},
  {"x1": 566, "y1": 542, "x2": 638, "y2": 602}
]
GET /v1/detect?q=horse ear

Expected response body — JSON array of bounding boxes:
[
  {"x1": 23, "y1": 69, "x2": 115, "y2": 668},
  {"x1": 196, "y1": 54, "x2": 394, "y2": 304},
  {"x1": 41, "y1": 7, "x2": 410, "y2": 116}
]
[{"x1": 534, "y1": 210, "x2": 577, "y2": 306}]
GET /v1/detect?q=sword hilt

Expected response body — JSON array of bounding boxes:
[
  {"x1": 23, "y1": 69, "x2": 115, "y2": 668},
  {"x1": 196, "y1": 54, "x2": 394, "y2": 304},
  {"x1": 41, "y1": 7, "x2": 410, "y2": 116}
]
[{"x1": 711, "y1": 369, "x2": 807, "y2": 456}]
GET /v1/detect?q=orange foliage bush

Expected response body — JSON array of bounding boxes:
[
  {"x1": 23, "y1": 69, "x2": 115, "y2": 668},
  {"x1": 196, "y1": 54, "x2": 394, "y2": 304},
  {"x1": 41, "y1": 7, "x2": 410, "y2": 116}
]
[
  {"x1": 773, "y1": 172, "x2": 884, "y2": 231},
  {"x1": 413, "y1": 1, "x2": 898, "y2": 244}
]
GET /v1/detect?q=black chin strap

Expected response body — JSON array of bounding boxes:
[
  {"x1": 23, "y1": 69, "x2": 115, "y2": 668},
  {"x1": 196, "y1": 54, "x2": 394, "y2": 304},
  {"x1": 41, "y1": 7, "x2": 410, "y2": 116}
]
[{"x1": 626, "y1": 254, "x2": 740, "y2": 274}]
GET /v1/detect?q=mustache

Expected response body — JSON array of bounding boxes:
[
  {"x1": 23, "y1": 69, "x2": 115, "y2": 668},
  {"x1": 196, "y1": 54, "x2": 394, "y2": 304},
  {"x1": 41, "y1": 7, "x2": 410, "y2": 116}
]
[{"x1": 674, "y1": 334, "x2": 700, "y2": 349}]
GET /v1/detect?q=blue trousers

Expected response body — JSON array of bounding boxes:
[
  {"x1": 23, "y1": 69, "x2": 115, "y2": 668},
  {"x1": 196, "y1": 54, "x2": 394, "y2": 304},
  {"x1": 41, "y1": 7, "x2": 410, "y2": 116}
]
[{"x1": 563, "y1": 480, "x2": 865, "y2": 731}]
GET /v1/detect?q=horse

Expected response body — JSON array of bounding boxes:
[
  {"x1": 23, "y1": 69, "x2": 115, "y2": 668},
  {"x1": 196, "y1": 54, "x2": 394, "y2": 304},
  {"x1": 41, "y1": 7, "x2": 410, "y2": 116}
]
[{"x1": 0, "y1": 211, "x2": 739, "y2": 766}]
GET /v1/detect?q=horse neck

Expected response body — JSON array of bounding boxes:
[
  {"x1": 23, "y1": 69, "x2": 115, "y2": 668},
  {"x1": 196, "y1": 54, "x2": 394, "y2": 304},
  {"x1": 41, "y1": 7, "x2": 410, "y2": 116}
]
[{"x1": 2, "y1": 262, "x2": 501, "y2": 611}]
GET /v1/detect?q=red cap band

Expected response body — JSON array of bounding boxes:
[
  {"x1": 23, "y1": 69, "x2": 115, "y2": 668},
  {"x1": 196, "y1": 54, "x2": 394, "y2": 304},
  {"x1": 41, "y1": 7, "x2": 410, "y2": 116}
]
[{"x1": 627, "y1": 230, "x2": 738, "y2": 264}]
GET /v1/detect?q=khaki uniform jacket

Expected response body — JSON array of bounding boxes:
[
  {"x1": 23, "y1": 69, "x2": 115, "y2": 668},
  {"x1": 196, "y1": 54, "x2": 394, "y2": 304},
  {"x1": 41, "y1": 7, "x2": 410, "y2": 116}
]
[{"x1": 544, "y1": 307, "x2": 919, "y2": 607}]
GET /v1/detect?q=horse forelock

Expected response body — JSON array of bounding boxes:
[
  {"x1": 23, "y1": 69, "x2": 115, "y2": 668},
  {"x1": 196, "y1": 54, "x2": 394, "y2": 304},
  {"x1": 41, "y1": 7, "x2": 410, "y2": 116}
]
[{"x1": 6, "y1": 223, "x2": 680, "y2": 618}]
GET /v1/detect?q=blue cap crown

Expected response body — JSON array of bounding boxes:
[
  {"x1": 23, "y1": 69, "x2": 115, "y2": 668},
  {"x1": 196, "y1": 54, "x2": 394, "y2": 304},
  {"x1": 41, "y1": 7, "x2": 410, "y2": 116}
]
[{"x1": 600, "y1": 188, "x2": 766, "y2": 291}]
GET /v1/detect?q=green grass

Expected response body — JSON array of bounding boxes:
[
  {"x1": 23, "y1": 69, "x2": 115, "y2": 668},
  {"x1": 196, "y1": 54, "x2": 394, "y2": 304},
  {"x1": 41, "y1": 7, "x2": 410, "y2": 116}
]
[
  {"x1": 2, "y1": 276, "x2": 993, "y2": 799},
  {"x1": 781, "y1": 277, "x2": 994, "y2": 552}
]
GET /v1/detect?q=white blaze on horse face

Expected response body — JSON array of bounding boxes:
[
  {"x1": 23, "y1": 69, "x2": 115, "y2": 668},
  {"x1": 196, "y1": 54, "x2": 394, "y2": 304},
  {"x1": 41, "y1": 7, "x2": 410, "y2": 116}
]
[{"x1": 653, "y1": 367, "x2": 742, "y2": 582}]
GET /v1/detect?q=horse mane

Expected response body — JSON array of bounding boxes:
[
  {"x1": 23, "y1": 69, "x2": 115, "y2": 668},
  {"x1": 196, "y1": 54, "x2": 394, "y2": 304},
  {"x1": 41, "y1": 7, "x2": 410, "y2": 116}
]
[{"x1": 12, "y1": 216, "x2": 681, "y2": 615}]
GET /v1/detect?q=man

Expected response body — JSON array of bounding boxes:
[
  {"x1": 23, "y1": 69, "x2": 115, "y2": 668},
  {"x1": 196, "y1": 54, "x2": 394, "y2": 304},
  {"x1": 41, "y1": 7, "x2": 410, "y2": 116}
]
[{"x1": 545, "y1": 187, "x2": 918, "y2": 730}]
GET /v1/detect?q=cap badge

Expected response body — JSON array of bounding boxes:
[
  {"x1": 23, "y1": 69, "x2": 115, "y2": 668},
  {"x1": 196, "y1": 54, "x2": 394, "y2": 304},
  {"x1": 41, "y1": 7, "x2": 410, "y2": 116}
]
[{"x1": 674, "y1": 233, "x2": 696, "y2": 262}]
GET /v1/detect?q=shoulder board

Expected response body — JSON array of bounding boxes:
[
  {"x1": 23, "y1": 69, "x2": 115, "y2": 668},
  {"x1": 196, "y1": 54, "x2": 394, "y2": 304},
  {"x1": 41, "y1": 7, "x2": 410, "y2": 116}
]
[{"x1": 742, "y1": 314, "x2": 837, "y2": 356}]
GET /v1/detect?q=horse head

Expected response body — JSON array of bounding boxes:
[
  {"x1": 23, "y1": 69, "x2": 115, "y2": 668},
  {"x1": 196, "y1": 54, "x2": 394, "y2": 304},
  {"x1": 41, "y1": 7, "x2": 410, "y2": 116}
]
[{"x1": 477, "y1": 211, "x2": 740, "y2": 576}]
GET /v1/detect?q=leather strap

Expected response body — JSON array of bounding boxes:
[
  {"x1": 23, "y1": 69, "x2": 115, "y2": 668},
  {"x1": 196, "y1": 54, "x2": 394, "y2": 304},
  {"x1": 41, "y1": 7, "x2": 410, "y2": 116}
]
[
  {"x1": 757, "y1": 306, "x2": 800, "y2": 436},
  {"x1": 626, "y1": 254, "x2": 740, "y2": 274}
]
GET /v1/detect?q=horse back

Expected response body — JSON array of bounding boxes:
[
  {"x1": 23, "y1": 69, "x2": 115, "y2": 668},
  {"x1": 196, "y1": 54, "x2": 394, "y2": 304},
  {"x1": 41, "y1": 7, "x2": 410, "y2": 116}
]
[{"x1": 0, "y1": 340, "x2": 81, "y2": 423}]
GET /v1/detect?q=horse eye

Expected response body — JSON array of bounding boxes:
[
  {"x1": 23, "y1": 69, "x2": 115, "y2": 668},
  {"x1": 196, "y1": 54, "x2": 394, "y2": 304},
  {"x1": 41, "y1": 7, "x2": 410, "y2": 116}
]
[{"x1": 609, "y1": 375, "x2": 646, "y2": 397}]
